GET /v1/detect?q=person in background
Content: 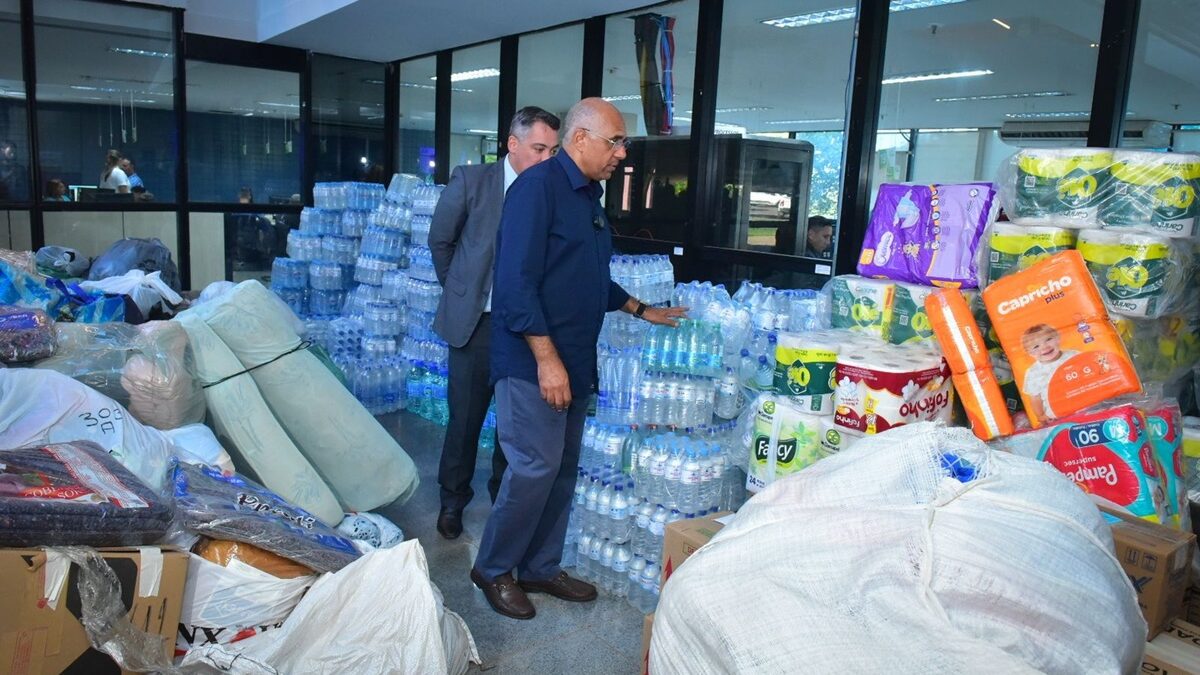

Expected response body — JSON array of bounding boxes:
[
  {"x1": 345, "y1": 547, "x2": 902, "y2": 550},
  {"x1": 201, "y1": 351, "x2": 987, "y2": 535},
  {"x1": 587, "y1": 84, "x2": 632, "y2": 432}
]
[
  {"x1": 0, "y1": 140, "x2": 28, "y2": 201},
  {"x1": 119, "y1": 158, "x2": 145, "y2": 191},
  {"x1": 99, "y1": 149, "x2": 130, "y2": 194},
  {"x1": 471, "y1": 98, "x2": 684, "y2": 620},
  {"x1": 429, "y1": 106, "x2": 562, "y2": 541},
  {"x1": 238, "y1": 186, "x2": 254, "y2": 204},
  {"x1": 45, "y1": 179, "x2": 70, "y2": 202},
  {"x1": 805, "y1": 215, "x2": 835, "y2": 259}
]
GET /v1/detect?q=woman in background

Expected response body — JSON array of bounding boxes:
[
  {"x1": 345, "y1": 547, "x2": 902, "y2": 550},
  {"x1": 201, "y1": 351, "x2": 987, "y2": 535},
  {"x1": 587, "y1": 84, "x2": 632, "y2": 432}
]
[
  {"x1": 99, "y1": 149, "x2": 130, "y2": 193},
  {"x1": 44, "y1": 178, "x2": 71, "y2": 201}
]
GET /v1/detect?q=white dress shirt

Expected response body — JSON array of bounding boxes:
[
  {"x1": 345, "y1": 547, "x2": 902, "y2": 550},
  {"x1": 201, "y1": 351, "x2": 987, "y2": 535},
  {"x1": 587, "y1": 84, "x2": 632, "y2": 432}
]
[{"x1": 484, "y1": 155, "x2": 519, "y2": 313}]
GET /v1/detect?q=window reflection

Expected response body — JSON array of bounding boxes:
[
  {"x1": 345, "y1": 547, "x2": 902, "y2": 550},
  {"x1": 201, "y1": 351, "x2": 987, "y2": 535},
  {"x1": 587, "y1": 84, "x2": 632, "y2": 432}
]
[
  {"x1": 449, "y1": 42, "x2": 500, "y2": 168},
  {"x1": 398, "y1": 57, "x2": 436, "y2": 178},
  {"x1": 34, "y1": 0, "x2": 175, "y2": 202},
  {"x1": 313, "y1": 55, "x2": 386, "y2": 184},
  {"x1": 0, "y1": 2, "x2": 26, "y2": 204},
  {"x1": 186, "y1": 61, "x2": 301, "y2": 203}
]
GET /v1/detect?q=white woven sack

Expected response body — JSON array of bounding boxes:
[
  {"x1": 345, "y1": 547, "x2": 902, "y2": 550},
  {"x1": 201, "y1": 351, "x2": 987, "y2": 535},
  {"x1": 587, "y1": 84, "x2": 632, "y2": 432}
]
[{"x1": 651, "y1": 422, "x2": 1144, "y2": 674}]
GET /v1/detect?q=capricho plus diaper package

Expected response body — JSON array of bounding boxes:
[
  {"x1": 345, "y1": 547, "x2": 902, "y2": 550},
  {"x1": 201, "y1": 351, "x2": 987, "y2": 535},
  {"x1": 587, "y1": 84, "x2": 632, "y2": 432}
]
[{"x1": 982, "y1": 250, "x2": 1140, "y2": 427}]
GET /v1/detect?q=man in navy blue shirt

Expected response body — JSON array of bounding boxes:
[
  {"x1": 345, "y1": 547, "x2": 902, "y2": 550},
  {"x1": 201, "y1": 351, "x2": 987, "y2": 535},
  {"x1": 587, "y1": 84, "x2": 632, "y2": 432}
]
[{"x1": 472, "y1": 98, "x2": 684, "y2": 619}]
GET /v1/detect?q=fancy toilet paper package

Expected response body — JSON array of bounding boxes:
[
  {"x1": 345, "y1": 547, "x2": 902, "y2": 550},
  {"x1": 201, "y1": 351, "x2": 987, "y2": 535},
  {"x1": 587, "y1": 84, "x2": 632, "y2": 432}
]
[
  {"x1": 982, "y1": 250, "x2": 1140, "y2": 428},
  {"x1": 745, "y1": 394, "x2": 826, "y2": 492},
  {"x1": 857, "y1": 183, "x2": 997, "y2": 288},
  {"x1": 832, "y1": 341, "x2": 953, "y2": 435},
  {"x1": 818, "y1": 415, "x2": 862, "y2": 455},
  {"x1": 997, "y1": 403, "x2": 1170, "y2": 525}
]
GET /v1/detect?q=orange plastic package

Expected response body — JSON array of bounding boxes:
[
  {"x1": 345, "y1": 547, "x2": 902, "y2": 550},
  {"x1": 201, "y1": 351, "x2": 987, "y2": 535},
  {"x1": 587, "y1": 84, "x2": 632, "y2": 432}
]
[
  {"x1": 925, "y1": 289, "x2": 1015, "y2": 440},
  {"x1": 982, "y1": 250, "x2": 1141, "y2": 428},
  {"x1": 193, "y1": 538, "x2": 315, "y2": 579}
]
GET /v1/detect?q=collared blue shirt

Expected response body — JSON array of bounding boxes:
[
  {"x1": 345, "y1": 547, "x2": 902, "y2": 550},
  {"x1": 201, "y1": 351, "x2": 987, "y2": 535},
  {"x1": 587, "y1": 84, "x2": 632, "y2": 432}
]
[{"x1": 491, "y1": 150, "x2": 630, "y2": 398}]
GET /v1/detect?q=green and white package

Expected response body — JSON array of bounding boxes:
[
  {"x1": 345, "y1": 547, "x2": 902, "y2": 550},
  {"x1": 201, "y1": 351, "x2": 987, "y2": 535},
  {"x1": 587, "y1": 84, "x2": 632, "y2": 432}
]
[
  {"x1": 1103, "y1": 151, "x2": 1200, "y2": 238},
  {"x1": 746, "y1": 395, "x2": 825, "y2": 492},
  {"x1": 1077, "y1": 229, "x2": 1186, "y2": 318},
  {"x1": 819, "y1": 416, "x2": 863, "y2": 456},
  {"x1": 1012, "y1": 148, "x2": 1112, "y2": 228},
  {"x1": 828, "y1": 275, "x2": 894, "y2": 339},
  {"x1": 773, "y1": 330, "x2": 838, "y2": 414},
  {"x1": 986, "y1": 222, "x2": 1077, "y2": 284}
]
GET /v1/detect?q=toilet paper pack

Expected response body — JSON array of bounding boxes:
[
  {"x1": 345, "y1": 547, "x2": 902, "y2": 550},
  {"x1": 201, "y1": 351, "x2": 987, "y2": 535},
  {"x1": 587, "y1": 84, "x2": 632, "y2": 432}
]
[
  {"x1": 773, "y1": 330, "x2": 838, "y2": 414},
  {"x1": 986, "y1": 222, "x2": 1077, "y2": 285},
  {"x1": 1006, "y1": 148, "x2": 1113, "y2": 228},
  {"x1": 1077, "y1": 229, "x2": 1189, "y2": 319},
  {"x1": 819, "y1": 416, "x2": 863, "y2": 456},
  {"x1": 828, "y1": 276, "x2": 894, "y2": 339},
  {"x1": 1103, "y1": 151, "x2": 1200, "y2": 238},
  {"x1": 832, "y1": 343, "x2": 954, "y2": 435},
  {"x1": 746, "y1": 395, "x2": 825, "y2": 492}
]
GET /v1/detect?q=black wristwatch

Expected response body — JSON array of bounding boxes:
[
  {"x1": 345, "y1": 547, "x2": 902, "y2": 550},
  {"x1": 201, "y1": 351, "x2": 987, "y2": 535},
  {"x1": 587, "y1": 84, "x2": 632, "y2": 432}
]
[{"x1": 635, "y1": 301, "x2": 648, "y2": 318}]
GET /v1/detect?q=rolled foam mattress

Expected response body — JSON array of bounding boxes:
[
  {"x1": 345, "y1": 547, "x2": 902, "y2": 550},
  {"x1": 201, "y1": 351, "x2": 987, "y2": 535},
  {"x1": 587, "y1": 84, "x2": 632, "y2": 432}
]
[
  {"x1": 175, "y1": 311, "x2": 343, "y2": 526},
  {"x1": 190, "y1": 280, "x2": 418, "y2": 511}
]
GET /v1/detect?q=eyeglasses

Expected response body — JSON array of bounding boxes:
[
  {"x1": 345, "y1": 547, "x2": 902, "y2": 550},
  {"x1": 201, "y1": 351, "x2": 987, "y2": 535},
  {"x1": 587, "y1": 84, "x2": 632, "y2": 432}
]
[{"x1": 581, "y1": 128, "x2": 632, "y2": 151}]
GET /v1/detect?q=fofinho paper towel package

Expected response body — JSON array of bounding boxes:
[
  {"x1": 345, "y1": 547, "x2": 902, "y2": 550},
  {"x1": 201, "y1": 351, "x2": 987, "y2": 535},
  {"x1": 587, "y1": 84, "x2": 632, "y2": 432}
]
[
  {"x1": 832, "y1": 339, "x2": 953, "y2": 435},
  {"x1": 999, "y1": 403, "x2": 1170, "y2": 524},
  {"x1": 982, "y1": 250, "x2": 1140, "y2": 427},
  {"x1": 857, "y1": 183, "x2": 997, "y2": 288}
]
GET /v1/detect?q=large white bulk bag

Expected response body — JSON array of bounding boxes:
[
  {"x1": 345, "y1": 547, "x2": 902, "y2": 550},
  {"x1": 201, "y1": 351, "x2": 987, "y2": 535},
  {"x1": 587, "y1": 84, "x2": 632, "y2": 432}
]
[{"x1": 651, "y1": 423, "x2": 1144, "y2": 674}]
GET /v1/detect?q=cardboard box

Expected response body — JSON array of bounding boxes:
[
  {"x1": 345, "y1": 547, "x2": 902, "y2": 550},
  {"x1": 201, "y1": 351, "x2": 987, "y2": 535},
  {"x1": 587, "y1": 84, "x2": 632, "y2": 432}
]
[
  {"x1": 1105, "y1": 508, "x2": 1195, "y2": 639},
  {"x1": 661, "y1": 512, "x2": 731, "y2": 585},
  {"x1": 640, "y1": 613, "x2": 654, "y2": 675},
  {"x1": 1143, "y1": 620, "x2": 1200, "y2": 674},
  {"x1": 0, "y1": 547, "x2": 187, "y2": 674}
]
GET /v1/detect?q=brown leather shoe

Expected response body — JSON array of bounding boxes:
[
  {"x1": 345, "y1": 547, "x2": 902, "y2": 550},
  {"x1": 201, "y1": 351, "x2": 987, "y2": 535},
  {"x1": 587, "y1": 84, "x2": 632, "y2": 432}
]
[
  {"x1": 471, "y1": 568, "x2": 535, "y2": 620},
  {"x1": 518, "y1": 571, "x2": 598, "y2": 602}
]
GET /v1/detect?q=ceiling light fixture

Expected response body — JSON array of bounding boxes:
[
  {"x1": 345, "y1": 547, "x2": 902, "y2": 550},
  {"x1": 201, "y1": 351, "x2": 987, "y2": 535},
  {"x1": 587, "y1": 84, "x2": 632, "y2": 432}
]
[
  {"x1": 684, "y1": 106, "x2": 774, "y2": 114},
  {"x1": 108, "y1": 47, "x2": 171, "y2": 58},
  {"x1": 883, "y1": 68, "x2": 993, "y2": 84},
  {"x1": 1004, "y1": 110, "x2": 1134, "y2": 119},
  {"x1": 675, "y1": 116, "x2": 746, "y2": 135},
  {"x1": 603, "y1": 94, "x2": 642, "y2": 102},
  {"x1": 918, "y1": 127, "x2": 980, "y2": 132},
  {"x1": 430, "y1": 68, "x2": 501, "y2": 83},
  {"x1": 1090, "y1": 42, "x2": 1099, "y2": 48},
  {"x1": 362, "y1": 78, "x2": 385, "y2": 85},
  {"x1": 467, "y1": 129, "x2": 497, "y2": 135},
  {"x1": 763, "y1": 0, "x2": 966, "y2": 29},
  {"x1": 765, "y1": 117, "x2": 844, "y2": 125},
  {"x1": 256, "y1": 101, "x2": 300, "y2": 109},
  {"x1": 400, "y1": 82, "x2": 473, "y2": 93},
  {"x1": 992, "y1": 18, "x2": 1011, "y2": 29},
  {"x1": 935, "y1": 90, "x2": 1066, "y2": 102}
]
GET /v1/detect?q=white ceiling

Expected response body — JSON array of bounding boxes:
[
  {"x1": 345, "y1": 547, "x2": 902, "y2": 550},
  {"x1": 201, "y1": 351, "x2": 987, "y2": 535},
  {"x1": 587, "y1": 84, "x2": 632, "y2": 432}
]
[{"x1": 9, "y1": 0, "x2": 1200, "y2": 142}]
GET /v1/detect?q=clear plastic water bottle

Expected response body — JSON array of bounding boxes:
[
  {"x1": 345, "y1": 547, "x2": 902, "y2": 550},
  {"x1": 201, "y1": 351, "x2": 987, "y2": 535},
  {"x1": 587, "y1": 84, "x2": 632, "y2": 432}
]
[
  {"x1": 583, "y1": 475, "x2": 601, "y2": 535},
  {"x1": 627, "y1": 556, "x2": 647, "y2": 611},
  {"x1": 634, "y1": 499, "x2": 654, "y2": 558},
  {"x1": 647, "y1": 504, "x2": 668, "y2": 563},
  {"x1": 596, "y1": 481, "x2": 613, "y2": 541},
  {"x1": 648, "y1": 440, "x2": 669, "y2": 505},
  {"x1": 680, "y1": 448, "x2": 702, "y2": 516},
  {"x1": 587, "y1": 534, "x2": 604, "y2": 583},
  {"x1": 755, "y1": 355, "x2": 774, "y2": 389},
  {"x1": 715, "y1": 367, "x2": 743, "y2": 419},
  {"x1": 639, "y1": 563, "x2": 661, "y2": 614},
  {"x1": 600, "y1": 540, "x2": 616, "y2": 593},
  {"x1": 609, "y1": 484, "x2": 631, "y2": 544},
  {"x1": 663, "y1": 440, "x2": 685, "y2": 510},
  {"x1": 635, "y1": 432, "x2": 656, "y2": 498},
  {"x1": 577, "y1": 531, "x2": 594, "y2": 581},
  {"x1": 612, "y1": 543, "x2": 632, "y2": 598}
]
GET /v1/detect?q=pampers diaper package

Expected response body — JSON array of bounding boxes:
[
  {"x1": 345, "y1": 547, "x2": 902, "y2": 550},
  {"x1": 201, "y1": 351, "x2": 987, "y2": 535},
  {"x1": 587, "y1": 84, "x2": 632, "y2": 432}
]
[
  {"x1": 1077, "y1": 229, "x2": 1190, "y2": 319},
  {"x1": 986, "y1": 222, "x2": 1077, "y2": 284},
  {"x1": 982, "y1": 250, "x2": 1140, "y2": 427},
  {"x1": 999, "y1": 403, "x2": 1170, "y2": 524},
  {"x1": 832, "y1": 337, "x2": 953, "y2": 435},
  {"x1": 857, "y1": 182, "x2": 997, "y2": 288},
  {"x1": 745, "y1": 394, "x2": 825, "y2": 492},
  {"x1": 1144, "y1": 401, "x2": 1189, "y2": 530}
]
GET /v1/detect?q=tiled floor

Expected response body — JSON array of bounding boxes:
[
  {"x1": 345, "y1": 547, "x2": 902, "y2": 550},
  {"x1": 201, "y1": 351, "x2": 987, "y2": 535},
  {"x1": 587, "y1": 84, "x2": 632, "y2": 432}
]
[{"x1": 375, "y1": 413, "x2": 646, "y2": 675}]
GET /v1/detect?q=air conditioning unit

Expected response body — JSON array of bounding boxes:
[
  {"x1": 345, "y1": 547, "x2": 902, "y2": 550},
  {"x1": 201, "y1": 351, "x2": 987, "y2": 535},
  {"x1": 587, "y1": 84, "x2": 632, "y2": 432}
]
[{"x1": 999, "y1": 120, "x2": 1171, "y2": 147}]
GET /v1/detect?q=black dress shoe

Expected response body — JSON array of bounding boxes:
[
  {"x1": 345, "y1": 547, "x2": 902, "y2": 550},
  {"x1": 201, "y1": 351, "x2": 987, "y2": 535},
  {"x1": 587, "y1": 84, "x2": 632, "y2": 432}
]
[
  {"x1": 518, "y1": 571, "x2": 597, "y2": 602},
  {"x1": 437, "y1": 508, "x2": 462, "y2": 539},
  {"x1": 471, "y1": 568, "x2": 535, "y2": 620}
]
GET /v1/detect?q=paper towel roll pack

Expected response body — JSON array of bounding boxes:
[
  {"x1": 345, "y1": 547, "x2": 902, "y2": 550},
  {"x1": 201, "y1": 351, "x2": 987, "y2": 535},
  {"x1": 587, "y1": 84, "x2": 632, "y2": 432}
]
[
  {"x1": 1006, "y1": 148, "x2": 1113, "y2": 228},
  {"x1": 1077, "y1": 229, "x2": 1190, "y2": 319},
  {"x1": 982, "y1": 250, "x2": 1140, "y2": 427},
  {"x1": 986, "y1": 222, "x2": 1077, "y2": 284},
  {"x1": 858, "y1": 182, "x2": 997, "y2": 288},
  {"x1": 832, "y1": 342, "x2": 953, "y2": 435},
  {"x1": 997, "y1": 403, "x2": 1170, "y2": 525}
]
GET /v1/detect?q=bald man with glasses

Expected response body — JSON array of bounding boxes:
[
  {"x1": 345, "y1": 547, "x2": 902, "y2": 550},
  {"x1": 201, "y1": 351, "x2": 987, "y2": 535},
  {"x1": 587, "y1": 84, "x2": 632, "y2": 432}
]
[{"x1": 470, "y1": 98, "x2": 684, "y2": 620}]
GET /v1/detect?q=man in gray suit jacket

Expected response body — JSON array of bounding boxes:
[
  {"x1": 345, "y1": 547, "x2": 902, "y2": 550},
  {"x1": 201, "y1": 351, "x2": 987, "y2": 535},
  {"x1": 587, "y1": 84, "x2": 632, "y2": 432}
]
[{"x1": 430, "y1": 106, "x2": 562, "y2": 539}]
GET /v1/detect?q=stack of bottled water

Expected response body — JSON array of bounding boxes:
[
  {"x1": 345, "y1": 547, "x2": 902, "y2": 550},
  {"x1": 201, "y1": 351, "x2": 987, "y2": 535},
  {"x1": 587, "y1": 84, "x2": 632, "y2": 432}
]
[
  {"x1": 733, "y1": 281, "x2": 827, "y2": 334},
  {"x1": 610, "y1": 254, "x2": 675, "y2": 306},
  {"x1": 672, "y1": 281, "x2": 751, "y2": 362},
  {"x1": 408, "y1": 184, "x2": 442, "y2": 246},
  {"x1": 595, "y1": 346, "x2": 642, "y2": 425}
]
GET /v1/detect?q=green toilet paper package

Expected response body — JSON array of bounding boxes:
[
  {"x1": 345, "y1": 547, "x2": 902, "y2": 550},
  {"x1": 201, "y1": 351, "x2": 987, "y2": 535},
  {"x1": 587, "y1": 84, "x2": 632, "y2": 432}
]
[
  {"x1": 1103, "y1": 150, "x2": 1200, "y2": 239},
  {"x1": 1077, "y1": 229, "x2": 1190, "y2": 319},
  {"x1": 1007, "y1": 148, "x2": 1113, "y2": 228}
]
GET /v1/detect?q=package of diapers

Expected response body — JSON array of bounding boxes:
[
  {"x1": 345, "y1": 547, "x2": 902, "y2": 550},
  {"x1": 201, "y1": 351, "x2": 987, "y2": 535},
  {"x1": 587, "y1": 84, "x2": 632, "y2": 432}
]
[
  {"x1": 858, "y1": 183, "x2": 997, "y2": 288},
  {"x1": 1001, "y1": 148, "x2": 1113, "y2": 228},
  {"x1": 1077, "y1": 229, "x2": 1191, "y2": 320},
  {"x1": 745, "y1": 394, "x2": 826, "y2": 492},
  {"x1": 1144, "y1": 401, "x2": 1189, "y2": 530},
  {"x1": 832, "y1": 340, "x2": 953, "y2": 435},
  {"x1": 827, "y1": 275, "x2": 894, "y2": 339},
  {"x1": 998, "y1": 403, "x2": 1169, "y2": 524},
  {"x1": 1103, "y1": 150, "x2": 1200, "y2": 238},
  {"x1": 983, "y1": 250, "x2": 1140, "y2": 427}
]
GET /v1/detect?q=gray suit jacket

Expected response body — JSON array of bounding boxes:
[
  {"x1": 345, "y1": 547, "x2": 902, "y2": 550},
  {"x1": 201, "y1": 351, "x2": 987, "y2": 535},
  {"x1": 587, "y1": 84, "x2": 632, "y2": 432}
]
[{"x1": 430, "y1": 161, "x2": 506, "y2": 348}]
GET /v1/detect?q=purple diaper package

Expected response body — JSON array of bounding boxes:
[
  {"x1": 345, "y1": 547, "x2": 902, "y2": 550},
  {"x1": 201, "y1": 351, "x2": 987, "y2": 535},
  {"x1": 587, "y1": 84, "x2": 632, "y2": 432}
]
[{"x1": 858, "y1": 183, "x2": 997, "y2": 289}]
